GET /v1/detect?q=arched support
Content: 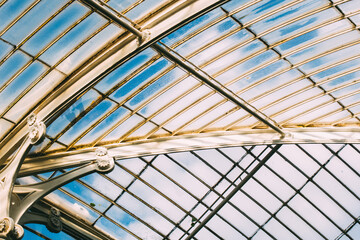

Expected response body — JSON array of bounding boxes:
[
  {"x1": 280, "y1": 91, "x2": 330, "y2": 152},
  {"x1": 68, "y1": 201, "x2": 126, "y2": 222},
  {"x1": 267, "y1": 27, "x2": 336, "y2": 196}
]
[
  {"x1": 10, "y1": 148, "x2": 114, "y2": 225},
  {"x1": 0, "y1": 114, "x2": 45, "y2": 239}
]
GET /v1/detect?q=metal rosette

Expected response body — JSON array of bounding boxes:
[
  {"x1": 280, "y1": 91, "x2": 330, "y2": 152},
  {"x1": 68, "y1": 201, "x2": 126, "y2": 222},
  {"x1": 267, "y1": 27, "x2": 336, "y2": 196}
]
[
  {"x1": 27, "y1": 113, "x2": 46, "y2": 145},
  {"x1": 95, "y1": 147, "x2": 115, "y2": 173}
]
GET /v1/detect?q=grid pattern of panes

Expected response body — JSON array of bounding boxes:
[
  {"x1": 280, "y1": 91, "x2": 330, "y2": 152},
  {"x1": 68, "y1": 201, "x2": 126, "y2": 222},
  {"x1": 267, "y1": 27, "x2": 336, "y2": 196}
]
[
  {"x1": 18, "y1": 143, "x2": 360, "y2": 239},
  {"x1": 0, "y1": 0, "x2": 128, "y2": 141},
  {"x1": 23, "y1": 0, "x2": 360, "y2": 155}
]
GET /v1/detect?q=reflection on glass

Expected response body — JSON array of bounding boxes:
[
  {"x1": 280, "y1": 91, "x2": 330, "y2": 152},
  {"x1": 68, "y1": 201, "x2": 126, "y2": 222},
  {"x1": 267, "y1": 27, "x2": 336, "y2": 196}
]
[
  {"x1": 46, "y1": 89, "x2": 100, "y2": 138},
  {"x1": 58, "y1": 99, "x2": 116, "y2": 145}
]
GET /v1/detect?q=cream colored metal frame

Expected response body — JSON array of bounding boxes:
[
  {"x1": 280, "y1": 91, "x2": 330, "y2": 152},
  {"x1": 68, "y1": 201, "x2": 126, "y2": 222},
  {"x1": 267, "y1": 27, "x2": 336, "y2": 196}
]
[{"x1": 1, "y1": 0, "x2": 360, "y2": 239}]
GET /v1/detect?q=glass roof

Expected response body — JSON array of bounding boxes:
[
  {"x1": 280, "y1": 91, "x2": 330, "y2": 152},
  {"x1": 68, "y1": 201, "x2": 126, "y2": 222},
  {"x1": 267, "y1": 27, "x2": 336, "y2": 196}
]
[{"x1": 1, "y1": 0, "x2": 360, "y2": 239}]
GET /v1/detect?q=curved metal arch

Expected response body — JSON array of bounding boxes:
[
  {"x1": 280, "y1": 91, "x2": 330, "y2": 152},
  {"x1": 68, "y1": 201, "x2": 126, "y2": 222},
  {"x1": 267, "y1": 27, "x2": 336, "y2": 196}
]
[
  {"x1": 19, "y1": 127, "x2": 360, "y2": 177},
  {"x1": 0, "y1": 0, "x2": 227, "y2": 164}
]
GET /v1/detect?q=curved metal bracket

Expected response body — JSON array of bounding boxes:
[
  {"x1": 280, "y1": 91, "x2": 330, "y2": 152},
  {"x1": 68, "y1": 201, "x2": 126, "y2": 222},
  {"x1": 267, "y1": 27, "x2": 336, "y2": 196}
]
[
  {"x1": 10, "y1": 147, "x2": 114, "y2": 225},
  {"x1": 0, "y1": 114, "x2": 46, "y2": 239}
]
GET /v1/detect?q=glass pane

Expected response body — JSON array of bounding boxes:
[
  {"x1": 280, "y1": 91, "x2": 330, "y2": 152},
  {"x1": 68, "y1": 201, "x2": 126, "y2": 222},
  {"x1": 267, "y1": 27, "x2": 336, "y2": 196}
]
[
  {"x1": 40, "y1": 12, "x2": 107, "y2": 65},
  {"x1": 46, "y1": 89, "x2": 100, "y2": 138},
  {"x1": 2, "y1": 0, "x2": 68, "y2": 45},
  {"x1": 22, "y1": 2, "x2": 88, "y2": 56},
  {"x1": 0, "y1": 61, "x2": 47, "y2": 114},
  {"x1": 58, "y1": 99, "x2": 116, "y2": 145}
]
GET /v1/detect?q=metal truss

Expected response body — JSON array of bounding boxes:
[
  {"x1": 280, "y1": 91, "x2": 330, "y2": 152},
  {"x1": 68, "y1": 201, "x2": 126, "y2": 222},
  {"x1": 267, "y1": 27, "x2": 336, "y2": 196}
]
[
  {"x1": 0, "y1": 114, "x2": 114, "y2": 239},
  {"x1": 0, "y1": 0, "x2": 227, "y2": 165}
]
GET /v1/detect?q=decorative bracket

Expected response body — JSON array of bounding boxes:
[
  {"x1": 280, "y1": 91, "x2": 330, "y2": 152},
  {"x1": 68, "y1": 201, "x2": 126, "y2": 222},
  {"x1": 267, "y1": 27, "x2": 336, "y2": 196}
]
[
  {"x1": 10, "y1": 148, "x2": 114, "y2": 228},
  {"x1": 27, "y1": 113, "x2": 46, "y2": 145},
  {"x1": 95, "y1": 147, "x2": 115, "y2": 172},
  {"x1": 0, "y1": 114, "x2": 46, "y2": 239}
]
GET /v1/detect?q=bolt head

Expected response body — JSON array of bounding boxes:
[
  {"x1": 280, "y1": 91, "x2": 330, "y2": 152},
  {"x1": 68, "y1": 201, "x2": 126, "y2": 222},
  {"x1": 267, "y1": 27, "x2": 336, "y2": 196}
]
[{"x1": 27, "y1": 113, "x2": 37, "y2": 126}]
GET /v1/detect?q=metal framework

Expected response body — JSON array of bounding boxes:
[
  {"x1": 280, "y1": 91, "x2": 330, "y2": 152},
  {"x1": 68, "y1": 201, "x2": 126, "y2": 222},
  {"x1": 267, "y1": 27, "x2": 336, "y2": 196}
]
[{"x1": 1, "y1": 0, "x2": 360, "y2": 239}]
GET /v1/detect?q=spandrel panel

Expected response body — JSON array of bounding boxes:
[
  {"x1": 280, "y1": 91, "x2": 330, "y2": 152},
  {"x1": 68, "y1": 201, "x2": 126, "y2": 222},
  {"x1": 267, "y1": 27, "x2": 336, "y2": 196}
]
[
  {"x1": 2, "y1": 0, "x2": 68, "y2": 45},
  {"x1": 40, "y1": 12, "x2": 107, "y2": 65},
  {"x1": 46, "y1": 89, "x2": 100, "y2": 138},
  {"x1": 22, "y1": 2, "x2": 89, "y2": 56},
  {"x1": 58, "y1": 99, "x2": 116, "y2": 145}
]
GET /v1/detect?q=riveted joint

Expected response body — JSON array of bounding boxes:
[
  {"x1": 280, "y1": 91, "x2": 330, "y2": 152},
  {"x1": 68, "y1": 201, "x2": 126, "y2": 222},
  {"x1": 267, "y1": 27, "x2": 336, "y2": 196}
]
[
  {"x1": 46, "y1": 208, "x2": 62, "y2": 233},
  {"x1": 0, "y1": 217, "x2": 23, "y2": 239},
  {"x1": 27, "y1": 113, "x2": 46, "y2": 145},
  {"x1": 95, "y1": 147, "x2": 115, "y2": 173}
]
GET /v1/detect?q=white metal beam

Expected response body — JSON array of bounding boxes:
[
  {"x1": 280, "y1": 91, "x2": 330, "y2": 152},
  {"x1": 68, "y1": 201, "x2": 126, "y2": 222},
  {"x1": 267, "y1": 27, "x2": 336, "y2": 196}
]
[{"x1": 18, "y1": 127, "x2": 360, "y2": 177}]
